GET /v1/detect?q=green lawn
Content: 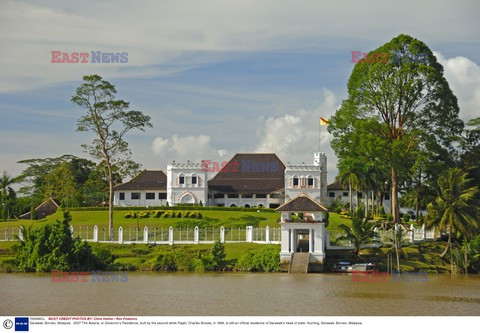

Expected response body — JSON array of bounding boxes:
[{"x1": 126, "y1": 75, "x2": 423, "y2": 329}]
[
  {"x1": 1, "y1": 209, "x2": 352, "y2": 235},
  {"x1": 0, "y1": 209, "x2": 281, "y2": 232},
  {"x1": 327, "y1": 212, "x2": 352, "y2": 230}
]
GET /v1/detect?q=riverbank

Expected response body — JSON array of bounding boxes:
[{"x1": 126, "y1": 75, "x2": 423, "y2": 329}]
[{"x1": 0, "y1": 239, "x2": 460, "y2": 274}]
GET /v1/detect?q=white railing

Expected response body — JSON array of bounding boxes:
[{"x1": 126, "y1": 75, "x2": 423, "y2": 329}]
[
  {"x1": 0, "y1": 225, "x2": 281, "y2": 245},
  {"x1": 326, "y1": 224, "x2": 438, "y2": 250}
]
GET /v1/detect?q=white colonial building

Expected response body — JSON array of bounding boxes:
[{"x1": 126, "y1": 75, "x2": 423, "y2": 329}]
[
  {"x1": 285, "y1": 152, "x2": 328, "y2": 205},
  {"x1": 166, "y1": 161, "x2": 208, "y2": 206},
  {"x1": 113, "y1": 170, "x2": 168, "y2": 207},
  {"x1": 113, "y1": 152, "x2": 335, "y2": 209}
]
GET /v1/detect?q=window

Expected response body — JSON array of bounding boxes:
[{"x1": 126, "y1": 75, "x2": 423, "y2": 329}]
[
  {"x1": 358, "y1": 192, "x2": 363, "y2": 199},
  {"x1": 179, "y1": 176, "x2": 185, "y2": 185},
  {"x1": 192, "y1": 176, "x2": 197, "y2": 184},
  {"x1": 213, "y1": 193, "x2": 224, "y2": 199},
  {"x1": 384, "y1": 193, "x2": 390, "y2": 200},
  {"x1": 158, "y1": 193, "x2": 167, "y2": 199},
  {"x1": 270, "y1": 193, "x2": 280, "y2": 199},
  {"x1": 131, "y1": 193, "x2": 140, "y2": 200},
  {"x1": 343, "y1": 192, "x2": 348, "y2": 197},
  {"x1": 228, "y1": 194, "x2": 239, "y2": 198},
  {"x1": 293, "y1": 177, "x2": 299, "y2": 186},
  {"x1": 329, "y1": 192, "x2": 335, "y2": 198},
  {"x1": 243, "y1": 194, "x2": 253, "y2": 198},
  {"x1": 146, "y1": 193, "x2": 155, "y2": 200},
  {"x1": 307, "y1": 177, "x2": 314, "y2": 186},
  {"x1": 119, "y1": 192, "x2": 125, "y2": 200},
  {"x1": 256, "y1": 194, "x2": 267, "y2": 198}
]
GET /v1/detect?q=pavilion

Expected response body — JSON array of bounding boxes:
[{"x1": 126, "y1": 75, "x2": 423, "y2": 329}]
[{"x1": 276, "y1": 193, "x2": 328, "y2": 272}]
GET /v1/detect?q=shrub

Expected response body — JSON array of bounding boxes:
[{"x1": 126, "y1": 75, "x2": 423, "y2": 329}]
[
  {"x1": 15, "y1": 211, "x2": 103, "y2": 272},
  {"x1": 177, "y1": 212, "x2": 182, "y2": 218},
  {"x1": 124, "y1": 211, "x2": 137, "y2": 219},
  {"x1": 185, "y1": 211, "x2": 190, "y2": 218},
  {"x1": 209, "y1": 241, "x2": 226, "y2": 271},
  {"x1": 235, "y1": 246, "x2": 279, "y2": 272},
  {"x1": 152, "y1": 252, "x2": 177, "y2": 271},
  {"x1": 139, "y1": 211, "x2": 149, "y2": 218},
  {"x1": 402, "y1": 214, "x2": 410, "y2": 223},
  {"x1": 379, "y1": 206, "x2": 386, "y2": 218},
  {"x1": 197, "y1": 212, "x2": 202, "y2": 219},
  {"x1": 153, "y1": 210, "x2": 164, "y2": 218}
]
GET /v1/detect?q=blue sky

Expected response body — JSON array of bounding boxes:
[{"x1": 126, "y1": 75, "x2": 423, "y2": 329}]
[{"x1": 1, "y1": 0, "x2": 479, "y2": 184}]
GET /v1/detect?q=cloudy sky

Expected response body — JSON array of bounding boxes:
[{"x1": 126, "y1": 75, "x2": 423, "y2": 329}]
[{"x1": 1, "y1": 0, "x2": 479, "y2": 183}]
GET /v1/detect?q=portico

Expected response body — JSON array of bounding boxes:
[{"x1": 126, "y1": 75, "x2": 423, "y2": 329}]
[{"x1": 276, "y1": 193, "x2": 328, "y2": 272}]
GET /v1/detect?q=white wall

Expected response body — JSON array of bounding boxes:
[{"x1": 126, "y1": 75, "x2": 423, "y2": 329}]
[
  {"x1": 114, "y1": 190, "x2": 168, "y2": 207},
  {"x1": 167, "y1": 162, "x2": 208, "y2": 206}
]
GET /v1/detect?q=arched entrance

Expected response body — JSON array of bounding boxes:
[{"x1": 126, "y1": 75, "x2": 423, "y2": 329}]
[{"x1": 180, "y1": 193, "x2": 195, "y2": 204}]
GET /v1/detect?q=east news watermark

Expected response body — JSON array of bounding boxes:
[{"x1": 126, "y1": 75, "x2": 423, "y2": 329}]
[
  {"x1": 351, "y1": 51, "x2": 428, "y2": 64},
  {"x1": 351, "y1": 271, "x2": 428, "y2": 282},
  {"x1": 51, "y1": 51, "x2": 128, "y2": 63},
  {"x1": 201, "y1": 159, "x2": 279, "y2": 173},
  {"x1": 51, "y1": 270, "x2": 128, "y2": 282}
]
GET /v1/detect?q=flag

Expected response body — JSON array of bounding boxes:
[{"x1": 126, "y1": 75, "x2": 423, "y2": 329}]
[{"x1": 320, "y1": 117, "x2": 329, "y2": 125}]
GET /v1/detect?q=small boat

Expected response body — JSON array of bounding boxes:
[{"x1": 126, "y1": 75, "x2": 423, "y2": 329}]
[{"x1": 332, "y1": 261, "x2": 376, "y2": 272}]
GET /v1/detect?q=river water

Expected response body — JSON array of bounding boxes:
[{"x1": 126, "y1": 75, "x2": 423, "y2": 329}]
[{"x1": 1, "y1": 272, "x2": 479, "y2": 316}]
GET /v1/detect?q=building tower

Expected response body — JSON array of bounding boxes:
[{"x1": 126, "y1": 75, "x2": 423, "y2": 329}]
[{"x1": 313, "y1": 152, "x2": 328, "y2": 205}]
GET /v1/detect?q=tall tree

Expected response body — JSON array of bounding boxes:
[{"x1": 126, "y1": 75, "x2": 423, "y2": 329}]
[
  {"x1": 71, "y1": 75, "x2": 152, "y2": 239},
  {"x1": 329, "y1": 34, "x2": 463, "y2": 224},
  {"x1": 461, "y1": 117, "x2": 480, "y2": 199},
  {"x1": 425, "y1": 168, "x2": 479, "y2": 258},
  {"x1": 0, "y1": 171, "x2": 16, "y2": 221},
  {"x1": 336, "y1": 158, "x2": 362, "y2": 216},
  {"x1": 44, "y1": 162, "x2": 79, "y2": 207}
]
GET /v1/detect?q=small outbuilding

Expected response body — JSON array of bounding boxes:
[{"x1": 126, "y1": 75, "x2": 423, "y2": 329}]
[
  {"x1": 276, "y1": 193, "x2": 328, "y2": 272},
  {"x1": 19, "y1": 197, "x2": 60, "y2": 220}
]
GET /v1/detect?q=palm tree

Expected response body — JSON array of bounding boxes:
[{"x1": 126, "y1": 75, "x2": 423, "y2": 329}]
[
  {"x1": 336, "y1": 158, "x2": 362, "y2": 216},
  {"x1": 336, "y1": 217, "x2": 377, "y2": 256},
  {"x1": 426, "y1": 168, "x2": 479, "y2": 258},
  {"x1": 384, "y1": 225, "x2": 411, "y2": 272},
  {"x1": 0, "y1": 171, "x2": 16, "y2": 221},
  {"x1": 361, "y1": 163, "x2": 377, "y2": 218}
]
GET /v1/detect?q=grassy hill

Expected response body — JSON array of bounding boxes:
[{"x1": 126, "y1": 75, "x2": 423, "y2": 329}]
[{"x1": 3, "y1": 208, "x2": 351, "y2": 231}]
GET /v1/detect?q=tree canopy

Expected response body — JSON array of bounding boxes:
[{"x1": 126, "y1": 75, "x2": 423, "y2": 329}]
[
  {"x1": 71, "y1": 75, "x2": 152, "y2": 239},
  {"x1": 329, "y1": 34, "x2": 463, "y2": 223}
]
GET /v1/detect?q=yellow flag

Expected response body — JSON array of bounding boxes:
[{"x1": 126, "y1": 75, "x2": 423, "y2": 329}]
[{"x1": 320, "y1": 117, "x2": 329, "y2": 125}]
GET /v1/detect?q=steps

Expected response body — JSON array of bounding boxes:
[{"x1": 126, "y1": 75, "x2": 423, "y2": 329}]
[{"x1": 288, "y1": 253, "x2": 310, "y2": 273}]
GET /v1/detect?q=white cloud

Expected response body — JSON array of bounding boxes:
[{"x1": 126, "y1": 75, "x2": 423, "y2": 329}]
[
  {"x1": 254, "y1": 89, "x2": 340, "y2": 182},
  {"x1": 1, "y1": 0, "x2": 478, "y2": 92},
  {"x1": 151, "y1": 134, "x2": 229, "y2": 165},
  {"x1": 148, "y1": 89, "x2": 341, "y2": 182},
  {"x1": 434, "y1": 52, "x2": 480, "y2": 122}
]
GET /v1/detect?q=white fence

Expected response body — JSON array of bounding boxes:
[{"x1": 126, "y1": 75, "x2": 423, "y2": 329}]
[
  {"x1": 1, "y1": 225, "x2": 281, "y2": 245},
  {"x1": 326, "y1": 224, "x2": 439, "y2": 250}
]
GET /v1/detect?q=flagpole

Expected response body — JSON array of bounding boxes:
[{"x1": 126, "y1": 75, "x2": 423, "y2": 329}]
[
  {"x1": 318, "y1": 117, "x2": 329, "y2": 205},
  {"x1": 319, "y1": 116, "x2": 322, "y2": 204}
]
